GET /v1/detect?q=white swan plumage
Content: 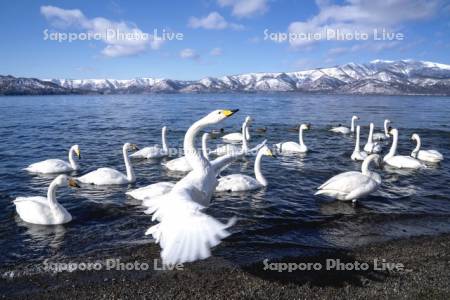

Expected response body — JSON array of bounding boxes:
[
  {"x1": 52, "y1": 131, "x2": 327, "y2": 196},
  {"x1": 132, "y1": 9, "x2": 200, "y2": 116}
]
[
  {"x1": 275, "y1": 123, "x2": 310, "y2": 153},
  {"x1": 330, "y1": 116, "x2": 358, "y2": 134},
  {"x1": 144, "y1": 109, "x2": 241, "y2": 265},
  {"x1": 14, "y1": 175, "x2": 80, "y2": 225},
  {"x1": 372, "y1": 119, "x2": 391, "y2": 141},
  {"x1": 411, "y1": 133, "x2": 444, "y2": 163},
  {"x1": 130, "y1": 126, "x2": 169, "y2": 159},
  {"x1": 24, "y1": 145, "x2": 81, "y2": 174},
  {"x1": 364, "y1": 123, "x2": 382, "y2": 154},
  {"x1": 351, "y1": 125, "x2": 368, "y2": 161},
  {"x1": 315, "y1": 154, "x2": 381, "y2": 202},
  {"x1": 163, "y1": 133, "x2": 211, "y2": 172},
  {"x1": 78, "y1": 143, "x2": 138, "y2": 185},
  {"x1": 212, "y1": 118, "x2": 266, "y2": 157},
  {"x1": 221, "y1": 116, "x2": 251, "y2": 143},
  {"x1": 383, "y1": 129, "x2": 424, "y2": 169},
  {"x1": 126, "y1": 182, "x2": 175, "y2": 201},
  {"x1": 216, "y1": 145, "x2": 274, "y2": 192}
]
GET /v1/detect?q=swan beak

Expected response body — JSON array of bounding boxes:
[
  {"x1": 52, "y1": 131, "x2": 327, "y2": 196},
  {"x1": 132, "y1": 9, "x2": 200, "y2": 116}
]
[
  {"x1": 267, "y1": 149, "x2": 276, "y2": 158},
  {"x1": 75, "y1": 149, "x2": 81, "y2": 159},
  {"x1": 68, "y1": 178, "x2": 80, "y2": 188},
  {"x1": 223, "y1": 109, "x2": 239, "y2": 117}
]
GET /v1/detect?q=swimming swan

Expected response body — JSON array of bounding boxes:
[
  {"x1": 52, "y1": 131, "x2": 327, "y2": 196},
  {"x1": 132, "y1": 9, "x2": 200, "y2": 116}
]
[
  {"x1": 78, "y1": 143, "x2": 139, "y2": 185},
  {"x1": 144, "y1": 109, "x2": 241, "y2": 265},
  {"x1": 330, "y1": 115, "x2": 359, "y2": 134},
  {"x1": 383, "y1": 129, "x2": 424, "y2": 169},
  {"x1": 275, "y1": 123, "x2": 310, "y2": 154},
  {"x1": 130, "y1": 126, "x2": 169, "y2": 159},
  {"x1": 216, "y1": 145, "x2": 275, "y2": 192},
  {"x1": 315, "y1": 154, "x2": 381, "y2": 202},
  {"x1": 411, "y1": 133, "x2": 444, "y2": 163},
  {"x1": 163, "y1": 133, "x2": 211, "y2": 172},
  {"x1": 25, "y1": 145, "x2": 81, "y2": 174},
  {"x1": 364, "y1": 123, "x2": 382, "y2": 154},
  {"x1": 212, "y1": 119, "x2": 266, "y2": 157},
  {"x1": 14, "y1": 175, "x2": 80, "y2": 225},
  {"x1": 351, "y1": 125, "x2": 368, "y2": 161},
  {"x1": 372, "y1": 119, "x2": 391, "y2": 141},
  {"x1": 222, "y1": 116, "x2": 251, "y2": 142}
]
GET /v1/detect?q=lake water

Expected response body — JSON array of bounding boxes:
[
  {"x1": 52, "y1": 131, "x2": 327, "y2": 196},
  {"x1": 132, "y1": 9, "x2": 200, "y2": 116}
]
[{"x1": 0, "y1": 93, "x2": 449, "y2": 268}]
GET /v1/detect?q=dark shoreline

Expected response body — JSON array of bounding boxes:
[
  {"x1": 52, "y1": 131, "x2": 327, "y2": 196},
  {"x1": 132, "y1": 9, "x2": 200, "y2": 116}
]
[{"x1": 1, "y1": 233, "x2": 449, "y2": 299}]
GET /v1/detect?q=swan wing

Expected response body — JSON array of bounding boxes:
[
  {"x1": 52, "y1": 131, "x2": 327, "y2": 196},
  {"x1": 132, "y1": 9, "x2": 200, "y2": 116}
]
[
  {"x1": 163, "y1": 156, "x2": 192, "y2": 172},
  {"x1": 130, "y1": 146, "x2": 165, "y2": 158},
  {"x1": 127, "y1": 182, "x2": 174, "y2": 200},
  {"x1": 318, "y1": 171, "x2": 360, "y2": 189},
  {"x1": 78, "y1": 168, "x2": 127, "y2": 185},
  {"x1": 316, "y1": 173, "x2": 375, "y2": 200},
  {"x1": 14, "y1": 196, "x2": 70, "y2": 225},
  {"x1": 222, "y1": 132, "x2": 243, "y2": 142},
  {"x1": 216, "y1": 174, "x2": 260, "y2": 192},
  {"x1": 145, "y1": 190, "x2": 236, "y2": 264},
  {"x1": 330, "y1": 127, "x2": 350, "y2": 134},
  {"x1": 275, "y1": 141, "x2": 305, "y2": 153},
  {"x1": 418, "y1": 150, "x2": 443, "y2": 162},
  {"x1": 25, "y1": 159, "x2": 72, "y2": 174},
  {"x1": 386, "y1": 156, "x2": 424, "y2": 169}
]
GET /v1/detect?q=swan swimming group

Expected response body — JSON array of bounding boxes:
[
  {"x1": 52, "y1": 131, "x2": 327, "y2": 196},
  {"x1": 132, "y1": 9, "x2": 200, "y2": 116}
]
[{"x1": 13, "y1": 109, "x2": 444, "y2": 265}]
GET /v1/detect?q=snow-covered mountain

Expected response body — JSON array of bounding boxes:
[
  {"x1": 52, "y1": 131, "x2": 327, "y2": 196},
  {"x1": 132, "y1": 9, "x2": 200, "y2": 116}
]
[{"x1": 2, "y1": 60, "x2": 450, "y2": 95}]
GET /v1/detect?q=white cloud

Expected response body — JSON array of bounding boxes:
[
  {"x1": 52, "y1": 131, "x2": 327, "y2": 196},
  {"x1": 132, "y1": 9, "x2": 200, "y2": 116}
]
[
  {"x1": 288, "y1": 0, "x2": 441, "y2": 48},
  {"x1": 188, "y1": 12, "x2": 243, "y2": 30},
  {"x1": 41, "y1": 5, "x2": 163, "y2": 57},
  {"x1": 210, "y1": 47, "x2": 223, "y2": 56},
  {"x1": 218, "y1": 0, "x2": 268, "y2": 18},
  {"x1": 180, "y1": 48, "x2": 199, "y2": 60}
]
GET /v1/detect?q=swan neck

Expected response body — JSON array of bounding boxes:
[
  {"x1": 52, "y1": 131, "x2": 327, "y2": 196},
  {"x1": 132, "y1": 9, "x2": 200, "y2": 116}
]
[
  {"x1": 351, "y1": 118, "x2": 356, "y2": 132},
  {"x1": 384, "y1": 120, "x2": 389, "y2": 136},
  {"x1": 299, "y1": 127, "x2": 305, "y2": 147},
  {"x1": 68, "y1": 147, "x2": 78, "y2": 170},
  {"x1": 184, "y1": 120, "x2": 208, "y2": 170},
  {"x1": 354, "y1": 126, "x2": 361, "y2": 152},
  {"x1": 123, "y1": 145, "x2": 135, "y2": 182},
  {"x1": 368, "y1": 124, "x2": 374, "y2": 143},
  {"x1": 242, "y1": 121, "x2": 249, "y2": 152},
  {"x1": 245, "y1": 124, "x2": 250, "y2": 141},
  {"x1": 412, "y1": 136, "x2": 421, "y2": 156},
  {"x1": 47, "y1": 179, "x2": 60, "y2": 210},
  {"x1": 361, "y1": 156, "x2": 375, "y2": 175},
  {"x1": 386, "y1": 130, "x2": 398, "y2": 160},
  {"x1": 202, "y1": 134, "x2": 210, "y2": 161},
  {"x1": 254, "y1": 150, "x2": 267, "y2": 186},
  {"x1": 161, "y1": 128, "x2": 168, "y2": 152}
]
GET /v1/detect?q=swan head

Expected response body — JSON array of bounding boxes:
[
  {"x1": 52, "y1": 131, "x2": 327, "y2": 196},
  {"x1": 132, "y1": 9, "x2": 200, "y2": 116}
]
[
  {"x1": 245, "y1": 116, "x2": 252, "y2": 123},
  {"x1": 385, "y1": 119, "x2": 391, "y2": 125},
  {"x1": 204, "y1": 109, "x2": 239, "y2": 124},
  {"x1": 124, "y1": 143, "x2": 139, "y2": 151},
  {"x1": 54, "y1": 175, "x2": 81, "y2": 188},
  {"x1": 300, "y1": 123, "x2": 310, "y2": 130},
  {"x1": 388, "y1": 128, "x2": 398, "y2": 136},
  {"x1": 260, "y1": 145, "x2": 276, "y2": 157},
  {"x1": 411, "y1": 133, "x2": 420, "y2": 141},
  {"x1": 72, "y1": 145, "x2": 81, "y2": 159},
  {"x1": 352, "y1": 115, "x2": 359, "y2": 121}
]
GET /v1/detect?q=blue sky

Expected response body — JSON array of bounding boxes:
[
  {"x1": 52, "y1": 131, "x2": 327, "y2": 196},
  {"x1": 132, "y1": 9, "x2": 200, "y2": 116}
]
[{"x1": 0, "y1": 0, "x2": 449, "y2": 80}]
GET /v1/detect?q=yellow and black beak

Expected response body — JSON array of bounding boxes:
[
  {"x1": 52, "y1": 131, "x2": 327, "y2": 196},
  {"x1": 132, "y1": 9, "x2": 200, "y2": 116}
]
[
  {"x1": 75, "y1": 149, "x2": 81, "y2": 159},
  {"x1": 223, "y1": 109, "x2": 239, "y2": 117},
  {"x1": 68, "y1": 178, "x2": 80, "y2": 188},
  {"x1": 267, "y1": 148, "x2": 276, "y2": 158}
]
